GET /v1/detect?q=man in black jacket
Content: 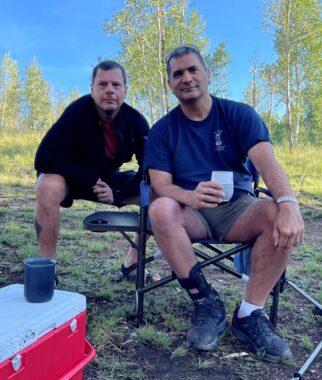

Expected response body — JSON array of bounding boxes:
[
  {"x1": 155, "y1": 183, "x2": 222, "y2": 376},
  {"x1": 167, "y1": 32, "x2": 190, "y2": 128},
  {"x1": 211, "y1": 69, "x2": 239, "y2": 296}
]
[{"x1": 34, "y1": 60, "x2": 158, "y2": 282}]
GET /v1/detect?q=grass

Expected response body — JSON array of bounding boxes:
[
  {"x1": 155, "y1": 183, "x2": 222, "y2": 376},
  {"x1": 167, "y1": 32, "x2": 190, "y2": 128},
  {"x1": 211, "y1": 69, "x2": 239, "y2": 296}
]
[
  {"x1": 274, "y1": 144, "x2": 322, "y2": 201},
  {"x1": 138, "y1": 325, "x2": 172, "y2": 349},
  {"x1": 189, "y1": 357, "x2": 216, "y2": 370},
  {"x1": 301, "y1": 335, "x2": 315, "y2": 352},
  {"x1": 1, "y1": 129, "x2": 322, "y2": 198},
  {"x1": 1, "y1": 129, "x2": 322, "y2": 379},
  {"x1": 0, "y1": 130, "x2": 43, "y2": 185},
  {"x1": 170, "y1": 345, "x2": 189, "y2": 359}
]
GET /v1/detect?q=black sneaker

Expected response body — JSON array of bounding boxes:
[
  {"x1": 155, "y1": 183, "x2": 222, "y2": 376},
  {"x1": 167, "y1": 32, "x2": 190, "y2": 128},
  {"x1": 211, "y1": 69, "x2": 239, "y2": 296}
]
[
  {"x1": 231, "y1": 307, "x2": 293, "y2": 362},
  {"x1": 186, "y1": 289, "x2": 227, "y2": 350}
]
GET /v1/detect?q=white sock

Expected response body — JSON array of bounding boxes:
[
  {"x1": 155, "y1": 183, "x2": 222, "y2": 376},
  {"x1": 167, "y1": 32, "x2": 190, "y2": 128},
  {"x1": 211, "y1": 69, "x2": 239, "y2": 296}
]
[{"x1": 237, "y1": 300, "x2": 263, "y2": 318}]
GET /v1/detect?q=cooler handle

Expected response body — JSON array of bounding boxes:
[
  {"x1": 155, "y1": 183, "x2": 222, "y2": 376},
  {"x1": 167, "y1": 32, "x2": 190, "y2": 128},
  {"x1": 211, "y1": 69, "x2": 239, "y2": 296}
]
[{"x1": 58, "y1": 339, "x2": 96, "y2": 380}]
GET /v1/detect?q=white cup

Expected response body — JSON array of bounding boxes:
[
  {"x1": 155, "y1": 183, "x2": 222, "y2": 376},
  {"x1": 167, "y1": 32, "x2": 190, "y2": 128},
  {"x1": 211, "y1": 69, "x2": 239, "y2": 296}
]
[{"x1": 211, "y1": 171, "x2": 234, "y2": 202}]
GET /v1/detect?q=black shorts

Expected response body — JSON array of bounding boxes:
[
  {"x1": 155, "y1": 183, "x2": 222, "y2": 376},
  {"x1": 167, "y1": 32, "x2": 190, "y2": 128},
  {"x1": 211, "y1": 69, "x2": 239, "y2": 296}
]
[{"x1": 61, "y1": 170, "x2": 139, "y2": 208}]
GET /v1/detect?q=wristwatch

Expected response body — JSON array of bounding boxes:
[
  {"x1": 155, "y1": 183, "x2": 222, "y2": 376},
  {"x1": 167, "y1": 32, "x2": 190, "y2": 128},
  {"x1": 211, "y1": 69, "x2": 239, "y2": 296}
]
[{"x1": 275, "y1": 195, "x2": 298, "y2": 205}]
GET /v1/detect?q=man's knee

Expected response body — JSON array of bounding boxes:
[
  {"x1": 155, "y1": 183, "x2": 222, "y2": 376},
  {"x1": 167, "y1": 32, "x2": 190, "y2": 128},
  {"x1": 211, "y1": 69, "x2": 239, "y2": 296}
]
[
  {"x1": 148, "y1": 197, "x2": 181, "y2": 227},
  {"x1": 244, "y1": 201, "x2": 278, "y2": 243},
  {"x1": 245, "y1": 199, "x2": 277, "y2": 233},
  {"x1": 36, "y1": 174, "x2": 67, "y2": 206},
  {"x1": 258, "y1": 200, "x2": 278, "y2": 233},
  {"x1": 224, "y1": 199, "x2": 278, "y2": 242}
]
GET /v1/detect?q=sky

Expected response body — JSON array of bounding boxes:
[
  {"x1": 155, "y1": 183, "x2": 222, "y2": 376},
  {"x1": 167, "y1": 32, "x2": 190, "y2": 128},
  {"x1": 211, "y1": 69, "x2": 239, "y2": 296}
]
[{"x1": 0, "y1": 0, "x2": 276, "y2": 102}]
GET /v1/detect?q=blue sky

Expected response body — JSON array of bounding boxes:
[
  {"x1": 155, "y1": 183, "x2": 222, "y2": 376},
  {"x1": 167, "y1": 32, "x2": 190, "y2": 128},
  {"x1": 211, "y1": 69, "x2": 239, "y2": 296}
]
[{"x1": 0, "y1": 0, "x2": 275, "y2": 101}]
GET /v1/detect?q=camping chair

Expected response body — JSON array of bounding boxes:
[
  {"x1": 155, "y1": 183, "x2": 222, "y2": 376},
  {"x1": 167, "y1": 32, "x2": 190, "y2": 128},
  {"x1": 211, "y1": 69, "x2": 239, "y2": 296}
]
[
  {"x1": 133, "y1": 169, "x2": 285, "y2": 325},
  {"x1": 83, "y1": 165, "x2": 270, "y2": 322},
  {"x1": 83, "y1": 169, "x2": 321, "y2": 380}
]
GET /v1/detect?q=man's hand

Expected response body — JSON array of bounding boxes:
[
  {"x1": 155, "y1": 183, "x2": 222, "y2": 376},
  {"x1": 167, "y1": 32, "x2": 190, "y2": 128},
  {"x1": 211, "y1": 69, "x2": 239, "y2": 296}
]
[
  {"x1": 273, "y1": 202, "x2": 305, "y2": 250},
  {"x1": 187, "y1": 181, "x2": 225, "y2": 209},
  {"x1": 92, "y1": 178, "x2": 114, "y2": 204}
]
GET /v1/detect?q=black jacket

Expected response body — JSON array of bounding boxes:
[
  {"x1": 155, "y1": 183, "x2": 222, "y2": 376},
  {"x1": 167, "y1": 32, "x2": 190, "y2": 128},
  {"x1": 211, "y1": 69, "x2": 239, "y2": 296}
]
[{"x1": 35, "y1": 95, "x2": 149, "y2": 198}]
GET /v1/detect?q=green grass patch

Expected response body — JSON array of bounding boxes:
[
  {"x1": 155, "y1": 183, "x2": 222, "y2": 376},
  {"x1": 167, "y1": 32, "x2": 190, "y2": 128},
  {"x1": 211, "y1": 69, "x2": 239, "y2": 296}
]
[
  {"x1": 301, "y1": 335, "x2": 315, "y2": 351},
  {"x1": 138, "y1": 324, "x2": 172, "y2": 349},
  {"x1": 190, "y1": 356, "x2": 216, "y2": 370}
]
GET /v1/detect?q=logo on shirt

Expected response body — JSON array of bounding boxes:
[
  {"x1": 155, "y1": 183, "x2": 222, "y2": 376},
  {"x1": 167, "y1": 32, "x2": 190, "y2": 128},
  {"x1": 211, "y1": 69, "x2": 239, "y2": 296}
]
[{"x1": 215, "y1": 130, "x2": 225, "y2": 151}]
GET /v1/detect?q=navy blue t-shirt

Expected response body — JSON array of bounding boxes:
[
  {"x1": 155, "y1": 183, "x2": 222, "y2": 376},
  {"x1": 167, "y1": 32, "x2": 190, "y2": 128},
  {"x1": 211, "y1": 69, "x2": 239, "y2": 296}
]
[{"x1": 144, "y1": 96, "x2": 271, "y2": 200}]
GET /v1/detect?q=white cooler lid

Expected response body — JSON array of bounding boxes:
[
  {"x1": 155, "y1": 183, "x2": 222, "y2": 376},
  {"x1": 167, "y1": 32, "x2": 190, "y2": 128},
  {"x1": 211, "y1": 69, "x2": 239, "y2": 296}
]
[{"x1": 0, "y1": 284, "x2": 86, "y2": 363}]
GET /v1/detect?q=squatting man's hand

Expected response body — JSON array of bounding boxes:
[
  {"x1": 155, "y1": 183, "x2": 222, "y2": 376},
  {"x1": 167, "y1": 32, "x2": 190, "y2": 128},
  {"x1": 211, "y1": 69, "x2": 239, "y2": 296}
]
[
  {"x1": 92, "y1": 178, "x2": 114, "y2": 204},
  {"x1": 189, "y1": 181, "x2": 225, "y2": 209}
]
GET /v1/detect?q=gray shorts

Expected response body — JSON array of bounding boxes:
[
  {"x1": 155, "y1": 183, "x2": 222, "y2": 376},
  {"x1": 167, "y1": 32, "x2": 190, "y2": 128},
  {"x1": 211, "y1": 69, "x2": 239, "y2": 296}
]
[{"x1": 193, "y1": 194, "x2": 259, "y2": 242}]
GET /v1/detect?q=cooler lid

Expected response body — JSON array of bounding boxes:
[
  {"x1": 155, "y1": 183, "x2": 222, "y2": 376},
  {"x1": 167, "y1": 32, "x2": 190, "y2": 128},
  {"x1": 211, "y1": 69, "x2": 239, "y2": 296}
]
[{"x1": 0, "y1": 284, "x2": 86, "y2": 363}]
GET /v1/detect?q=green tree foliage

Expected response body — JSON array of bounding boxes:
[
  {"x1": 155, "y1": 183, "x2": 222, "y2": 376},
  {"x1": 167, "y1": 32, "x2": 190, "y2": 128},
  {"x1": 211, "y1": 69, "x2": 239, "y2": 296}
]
[
  {"x1": 103, "y1": 0, "x2": 208, "y2": 123},
  {"x1": 51, "y1": 87, "x2": 81, "y2": 122},
  {"x1": 243, "y1": 56, "x2": 286, "y2": 142},
  {"x1": 0, "y1": 52, "x2": 21, "y2": 130},
  {"x1": 242, "y1": 52, "x2": 265, "y2": 113},
  {"x1": 69, "y1": 87, "x2": 80, "y2": 102},
  {"x1": 205, "y1": 42, "x2": 232, "y2": 98},
  {"x1": 260, "y1": 63, "x2": 281, "y2": 133},
  {"x1": 262, "y1": 111, "x2": 286, "y2": 144},
  {"x1": 23, "y1": 57, "x2": 52, "y2": 130},
  {"x1": 0, "y1": 51, "x2": 81, "y2": 131},
  {"x1": 304, "y1": 85, "x2": 322, "y2": 145},
  {"x1": 263, "y1": 0, "x2": 322, "y2": 150}
]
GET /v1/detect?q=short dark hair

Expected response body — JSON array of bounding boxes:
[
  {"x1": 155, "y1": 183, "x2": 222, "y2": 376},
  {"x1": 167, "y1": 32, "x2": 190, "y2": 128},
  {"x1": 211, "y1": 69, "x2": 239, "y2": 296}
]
[
  {"x1": 91, "y1": 60, "x2": 127, "y2": 85},
  {"x1": 165, "y1": 45, "x2": 207, "y2": 78}
]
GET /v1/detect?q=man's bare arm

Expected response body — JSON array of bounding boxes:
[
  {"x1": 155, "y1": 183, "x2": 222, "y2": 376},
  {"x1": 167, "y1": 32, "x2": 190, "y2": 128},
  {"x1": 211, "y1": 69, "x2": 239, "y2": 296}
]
[
  {"x1": 248, "y1": 141, "x2": 304, "y2": 249},
  {"x1": 248, "y1": 141, "x2": 294, "y2": 200}
]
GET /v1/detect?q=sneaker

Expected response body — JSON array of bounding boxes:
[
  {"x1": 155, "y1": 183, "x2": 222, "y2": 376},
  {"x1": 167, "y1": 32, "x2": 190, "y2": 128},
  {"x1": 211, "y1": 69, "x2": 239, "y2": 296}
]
[
  {"x1": 231, "y1": 307, "x2": 293, "y2": 362},
  {"x1": 186, "y1": 289, "x2": 227, "y2": 350}
]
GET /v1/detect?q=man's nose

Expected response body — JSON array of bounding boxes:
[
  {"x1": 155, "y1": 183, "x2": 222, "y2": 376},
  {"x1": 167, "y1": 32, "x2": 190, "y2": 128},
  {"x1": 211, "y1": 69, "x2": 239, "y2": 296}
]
[
  {"x1": 182, "y1": 71, "x2": 192, "y2": 82},
  {"x1": 105, "y1": 83, "x2": 114, "y2": 92}
]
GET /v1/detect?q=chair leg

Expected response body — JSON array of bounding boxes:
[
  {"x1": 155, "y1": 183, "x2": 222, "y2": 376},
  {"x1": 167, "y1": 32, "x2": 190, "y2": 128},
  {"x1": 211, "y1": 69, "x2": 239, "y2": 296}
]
[
  {"x1": 291, "y1": 341, "x2": 322, "y2": 380},
  {"x1": 136, "y1": 290, "x2": 144, "y2": 325},
  {"x1": 136, "y1": 264, "x2": 145, "y2": 324},
  {"x1": 284, "y1": 275, "x2": 322, "y2": 378},
  {"x1": 269, "y1": 278, "x2": 281, "y2": 328},
  {"x1": 136, "y1": 205, "x2": 148, "y2": 325},
  {"x1": 286, "y1": 277, "x2": 322, "y2": 314},
  {"x1": 136, "y1": 252, "x2": 145, "y2": 324}
]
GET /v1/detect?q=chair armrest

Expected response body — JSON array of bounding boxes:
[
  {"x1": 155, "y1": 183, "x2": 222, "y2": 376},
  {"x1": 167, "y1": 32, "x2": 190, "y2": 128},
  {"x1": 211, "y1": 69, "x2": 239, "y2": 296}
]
[{"x1": 255, "y1": 186, "x2": 272, "y2": 198}]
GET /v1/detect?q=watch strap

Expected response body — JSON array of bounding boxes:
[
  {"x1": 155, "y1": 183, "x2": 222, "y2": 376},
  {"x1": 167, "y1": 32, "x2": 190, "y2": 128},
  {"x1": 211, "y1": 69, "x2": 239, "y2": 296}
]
[{"x1": 276, "y1": 195, "x2": 298, "y2": 205}]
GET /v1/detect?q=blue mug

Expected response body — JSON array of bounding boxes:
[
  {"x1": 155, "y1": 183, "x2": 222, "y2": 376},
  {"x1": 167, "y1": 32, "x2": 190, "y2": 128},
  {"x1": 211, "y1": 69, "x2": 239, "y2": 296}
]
[{"x1": 24, "y1": 258, "x2": 57, "y2": 303}]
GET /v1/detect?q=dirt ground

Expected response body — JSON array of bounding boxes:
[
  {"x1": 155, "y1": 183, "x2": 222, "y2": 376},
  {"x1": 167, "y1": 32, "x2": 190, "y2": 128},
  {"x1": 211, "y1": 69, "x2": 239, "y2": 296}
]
[
  {"x1": 83, "y1": 215, "x2": 321, "y2": 380},
  {"x1": 1, "y1": 189, "x2": 321, "y2": 380}
]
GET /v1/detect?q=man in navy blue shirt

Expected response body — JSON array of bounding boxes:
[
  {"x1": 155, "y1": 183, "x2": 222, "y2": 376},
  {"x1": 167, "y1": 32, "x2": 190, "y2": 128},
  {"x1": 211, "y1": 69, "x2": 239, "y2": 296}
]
[{"x1": 144, "y1": 45, "x2": 304, "y2": 361}]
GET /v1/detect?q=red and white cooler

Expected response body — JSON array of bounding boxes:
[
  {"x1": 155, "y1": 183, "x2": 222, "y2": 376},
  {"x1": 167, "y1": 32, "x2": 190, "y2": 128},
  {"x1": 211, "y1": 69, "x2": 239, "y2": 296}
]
[{"x1": 0, "y1": 284, "x2": 95, "y2": 380}]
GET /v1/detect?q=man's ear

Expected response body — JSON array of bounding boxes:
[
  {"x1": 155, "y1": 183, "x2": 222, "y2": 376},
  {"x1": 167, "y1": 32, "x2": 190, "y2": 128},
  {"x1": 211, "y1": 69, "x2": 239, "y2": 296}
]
[
  {"x1": 167, "y1": 79, "x2": 173, "y2": 92},
  {"x1": 207, "y1": 68, "x2": 211, "y2": 85}
]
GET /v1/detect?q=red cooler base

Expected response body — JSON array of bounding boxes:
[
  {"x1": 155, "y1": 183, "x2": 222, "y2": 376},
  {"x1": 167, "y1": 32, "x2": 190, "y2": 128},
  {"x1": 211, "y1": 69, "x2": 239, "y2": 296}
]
[
  {"x1": 0, "y1": 285, "x2": 96, "y2": 380},
  {"x1": 0, "y1": 311, "x2": 95, "y2": 380}
]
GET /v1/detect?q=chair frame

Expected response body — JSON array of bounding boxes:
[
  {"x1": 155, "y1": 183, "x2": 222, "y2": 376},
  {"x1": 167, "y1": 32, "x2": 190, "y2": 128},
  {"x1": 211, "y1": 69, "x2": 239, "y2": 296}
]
[
  {"x1": 83, "y1": 178, "x2": 321, "y2": 380},
  {"x1": 134, "y1": 176, "x2": 285, "y2": 325}
]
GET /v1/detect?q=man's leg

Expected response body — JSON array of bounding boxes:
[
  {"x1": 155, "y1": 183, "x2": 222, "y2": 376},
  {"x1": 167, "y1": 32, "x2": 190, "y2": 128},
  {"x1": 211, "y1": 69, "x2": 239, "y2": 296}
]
[
  {"x1": 35, "y1": 174, "x2": 67, "y2": 258},
  {"x1": 224, "y1": 199, "x2": 290, "y2": 306},
  {"x1": 224, "y1": 199, "x2": 293, "y2": 361},
  {"x1": 149, "y1": 196, "x2": 226, "y2": 350},
  {"x1": 117, "y1": 195, "x2": 160, "y2": 282}
]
